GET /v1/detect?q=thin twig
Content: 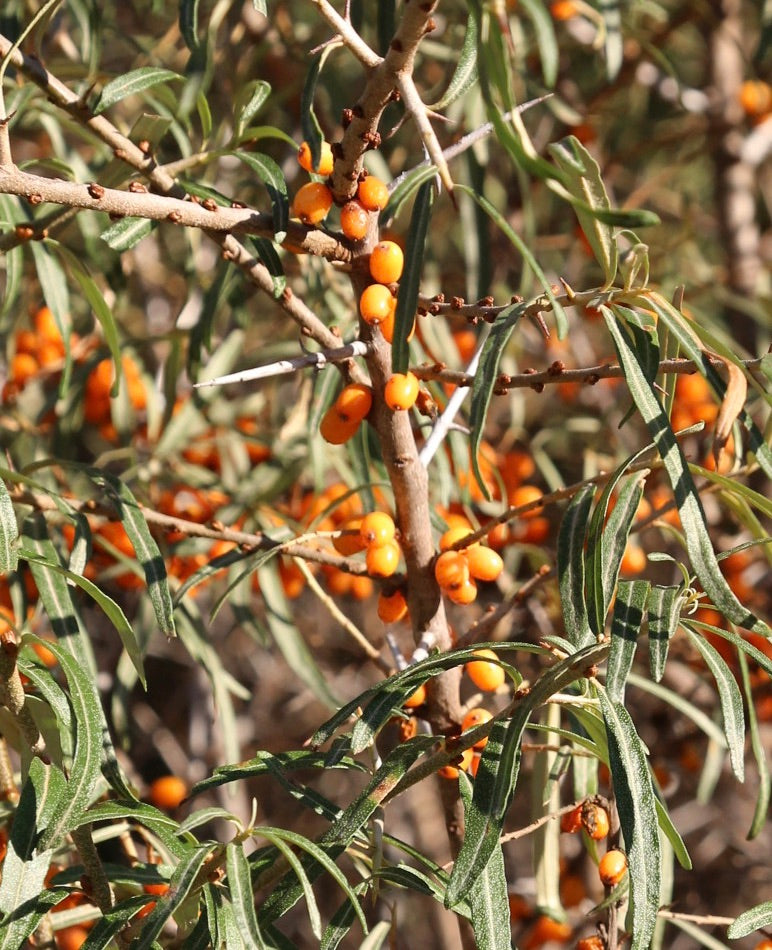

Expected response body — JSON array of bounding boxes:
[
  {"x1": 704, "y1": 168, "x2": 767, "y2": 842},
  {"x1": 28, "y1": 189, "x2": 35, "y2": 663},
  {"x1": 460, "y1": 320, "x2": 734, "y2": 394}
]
[{"x1": 194, "y1": 341, "x2": 370, "y2": 388}]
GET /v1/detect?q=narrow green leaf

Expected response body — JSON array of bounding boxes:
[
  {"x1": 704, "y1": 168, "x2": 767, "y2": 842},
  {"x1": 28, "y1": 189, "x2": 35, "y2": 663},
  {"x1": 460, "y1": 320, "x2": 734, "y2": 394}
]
[
  {"x1": 0, "y1": 479, "x2": 19, "y2": 572},
  {"x1": 231, "y1": 152, "x2": 289, "y2": 243},
  {"x1": 683, "y1": 628, "x2": 745, "y2": 781},
  {"x1": 599, "y1": 0, "x2": 624, "y2": 79},
  {"x1": 93, "y1": 67, "x2": 183, "y2": 114},
  {"x1": 194, "y1": 750, "x2": 366, "y2": 798},
  {"x1": 557, "y1": 484, "x2": 594, "y2": 648},
  {"x1": 646, "y1": 585, "x2": 682, "y2": 681},
  {"x1": 233, "y1": 80, "x2": 271, "y2": 142},
  {"x1": 627, "y1": 671, "x2": 728, "y2": 748},
  {"x1": 29, "y1": 241, "x2": 72, "y2": 391},
  {"x1": 430, "y1": 8, "x2": 479, "y2": 109},
  {"x1": 606, "y1": 580, "x2": 649, "y2": 703},
  {"x1": 682, "y1": 618, "x2": 772, "y2": 680},
  {"x1": 75, "y1": 800, "x2": 187, "y2": 857},
  {"x1": 598, "y1": 687, "x2": 660, "y2": 950},
  {"x1": 653, "y1": 798, "x2": 691, "y2": 870},
  {"x1": 321, "y1": 883, "x2": 369, "y2": 950},
  {"x1": 299, "y1": 53, "x2": 324, "y2": 172},
  {"x1": 602, "y1": 306, "x2": 769, "y2": 636},
  {"x1": 381, "y1": 165, "x2": 440, "y2": 226},
  {"x1": 727, "y1": 900, "x2": 772, "y2": 939},
  {"x1": 179, "y1": 0, "x2": 200, "y2": 51},
  {"x1": 458, "y1": 772, "x2": 512, "y2": 950},
  {"x1": 100, "y1": 216, "x2": 156, "y2": 251},
  {"x1": 247, "y1": 236, "x2": 286, "y2": 299},
  {"x1": 519, "y1": 0, "x2": 558, "y2": 87},
  {"x1": 392, "y1": 180, "x2": 434, "y2": 375},
  {"x1": 226, "y1": 843, "x2": 268, "y2": 948},
  {"x1": 259, "y1": 832, "x2": 323, "y2": 939},
  {"x1": 468, "y1": 301, "x2": 526, "y2": 499},
  {"x1": 86, "y1": 469, "x2": 176, "y2": 638},
  {"x1": 737, "y1": 651, "x2": 770, "y2": 840}
]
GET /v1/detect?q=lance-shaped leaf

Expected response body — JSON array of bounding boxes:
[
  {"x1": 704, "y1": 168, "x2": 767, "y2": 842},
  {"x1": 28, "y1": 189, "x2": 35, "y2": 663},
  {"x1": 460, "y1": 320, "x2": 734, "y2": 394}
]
[
  {"x1": 446, "y1": 642, "x2": 610, "y2": 907},
  {"x1": 100, "y1": 215, "x2": 156, "y2": 251},
  {"x1": 598, "y1": 687, "x2": 660, "y2": 950},
  {"x1": 683, "y1": 628, "x2": 745, "y2": 781},
  {"x1": 300, "y1": 53, "x2": 325, "y2": 172},
  {"x1": 606, "y1": 580, "x2": 649, "y2": 703},
  {"x1": 558, "y1": 484, "x2": 594, "y2": 648},
  {"x1": 179, "y1": 0, "x2": 201, "y2": 50},
  {"x1": 86, "y1": 469, "x2": 175, "y2": 638},
  {"x1": 646, "y1": 585, "x2": 682, "y2": 682},
  {"x1": 738, "y1": 652, "x2": 770, "y2": 840},
  {"x1": 430, "y1": 6, "x2": 479, "y2": 110},
  {"x1": 232, "y1": 152, "x2": 289, "y2": 243},
  {"x1": 602, "y1": 306, "x2": 769, "y2": 636},
  {"x1": 392, "y1": 181, "x2": 434, "y2": 375},
  {"x1": 226, "y1": 842, "x2": 269, "y2": 949},
  {"x1": 727, "y1": 901, "x2": 772, "y2": 940},
  {"x1": 93, "y1": 67, "x2": 183, "y2": 114},
  {"x1": 0, "y1": 479, "x2": 19, "y2": 572},
  {"x1": 233, "y1": 79, "x2": 271, "y2": 143}
]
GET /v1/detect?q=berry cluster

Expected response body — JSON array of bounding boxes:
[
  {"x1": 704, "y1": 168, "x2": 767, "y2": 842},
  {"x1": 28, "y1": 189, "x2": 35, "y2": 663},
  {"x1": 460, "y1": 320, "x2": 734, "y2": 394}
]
[{"x1": 434, "y1": 522, "x2": 504, "y2": 605}]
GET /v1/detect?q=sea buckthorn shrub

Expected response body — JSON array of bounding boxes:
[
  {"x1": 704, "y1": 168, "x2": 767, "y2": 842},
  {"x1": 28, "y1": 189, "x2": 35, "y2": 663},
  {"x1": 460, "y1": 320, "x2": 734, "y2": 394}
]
[{"x1": 0, "y1": 2, "x2": 769, "y2": 949}]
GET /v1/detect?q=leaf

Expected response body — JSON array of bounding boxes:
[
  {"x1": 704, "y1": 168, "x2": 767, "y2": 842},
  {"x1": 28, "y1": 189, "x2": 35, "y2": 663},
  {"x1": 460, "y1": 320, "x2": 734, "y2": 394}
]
[
  {"x1": 468, "y1": 301, "x2": 526, "y2": 499},
  {"x1": 557, "y1": 484, "x2": 594, "y2": 648},
  {"x1": 100, "y1": 216, "x2": 156, "y2": 251},
  {"x1": 381, "y1": 165, "x2": 440, "y2": 226},
  {"x1": 602, "y1": 306, "x2": 769, "y2": 636},
  {"x1": 226, "y1": 842, "x2": 269, "y2": 949},
  {"x1": 247, "y1": 236, "x2": 286, "y2": 299},
  {"x1": 86, "y1": 469, "x2": 176, "y2": 639},
  {"x1": 0, "y1": 479, "x2": 19, "y2": 572},
  {"x1": 653, "y1": 798, "x2": 691, "y2": 871},
  {"x1": 458, "y1": 772, "x2": 512, "y2": 950},
  {"x1": 392, "y1": 180, "x2": 434, "y2": 375},
  {"x1": 233, "y1": 80, "x2": 271, "y2": 143},
  {"x1": 93, "y1": 67, "x2": 183, "y2": 114},
  {"x1": 231, "y1": 152, "x2": 289, "y2": 243},
  {"x1": 300, "y1": 53, "x2": 325, "y2": 172},
  {"x1": 518, "y1": 0, "x2": 558, "y2": 87},
  {"x1": 548, "y1": 135, "x2": 617, "y2": 289},
  {"x1": 737, "y1": 651, "x2": 770, "y2": 840},
  {"x1": 179, "y1": 0, "x2": 201, "y2": 51},
  {"x1": 598, "y1": 687, "x2": 660, "y2": 950},
  {"x1": 29, "y1": 241, "x2": 72, "y2": 391},
  {"x1": 683, "y1": 628, "x2": 745, "y2": 781},
  {"x1": 727, "y1": 900, "x2": 772, "y2": 939},
  {"x1": 606, "y1": 580, "x2": 649, "y2": 703},
  {"x1": 646, "y1": 585, "x2": 682, "y2": 682},
  {"x1": 599, "y1": 0, "x2": 624, "y2": 79},
  {"x1": 430, "y1": 7, "x2": 479, "y2": 110}
]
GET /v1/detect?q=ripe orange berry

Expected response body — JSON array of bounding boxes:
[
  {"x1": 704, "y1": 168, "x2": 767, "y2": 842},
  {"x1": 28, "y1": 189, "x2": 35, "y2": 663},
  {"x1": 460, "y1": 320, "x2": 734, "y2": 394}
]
[
  {"x1": 297, "y1": 140, "x2": 334, "y2": 176},
  {"x1": 365, "y1": 540, "x2": 400, "y2": 577},
  {"x1": 320, "y1": 405, "x2": 359, "y2": 444},
  {"x1": 340, "y1": 200, "x2": 369, "y2": 240},
  {"x1": 619, "y1": 542, "x2": 647, "y2": 575},
  {"x1": 581, "y1": 802, "x2": 610, "y2": 840},
  {"x1": 465, "y1": 545, "x2": 504, "y2": 582},
  {"x1": 738, "y1": 80, "x2": 772, "y2": 118},
  {"x1": 148, "y1": 774, "x2": 188, "y2": 810},
  {"x1": 447, "y1": 579, "x2": 478, "y2": 605},
  {"x1": 438, "y1": 747, "x2": 474, "y2": 780},
  {"x1": 291, "y1": 181, "x2": 333, "y2": 225},
  {"x1": 55, "y1": 927, "x2": 90, "y2": 950},
  {"x1": 753, "y1": 941, "x2": 772, "y2": 950},
  {"x1": 359, "y1": 283, "x2": 395, "y2": 325},
  {"x1": 32, "y1": 639, "x2": 58, "y2": 668},
  {"x1": 508, "y1": 484, "x2": 544, "y2": 518},
  {"x1": 360, "y1": 511, "x2": 396, "y2": 547},
  {"x1": 403, "y1": 683, "x2": 427, "y2": 708},
  {"x1": 357, "y1": 174, "x2": 389, "y2": 212},
  {"x1": 335, "y1": 383, "x2": 373, "y2": 423},
  {"x1": 550, "y1": 0, "x2": 578, "y2": 19},
  {"x1": 377, "y1": 588, "x2": 408, "y2": 623},
  {"x1": 10, "y1": 352, "x2": 40, "y2": 386},
  {"x1": 598, "y1": 849, "x2": 628, "y2": 888},
  {"x1": 560, "y1": 803, "x2": 584, "y2": 834},
  {"x1": 384, "y1": 372, "x2": 419, "y2": 411},
  {"x1": 461, "y1": 707, "x2": 493, "y2": 749},
  {"x1": 576, "y1": 937, "x2": 604, "y2": 950},
  {"x1": 333, "y1": 518, "x2": 367, "y2": 556},
  {"x1": 369, "y1": 241, "x2": 404, "y2": 284},
  {"x1": 434, "y1": 550, "x2": 470, "y2": 589},
  {"x1": 521, "y1": 914, "x2": 572, "y2": 948},
  {"x1": 144, "y1": 882, "x2": 170, "y2": 897},
  {"x1": 440, "y1": 525, "x2": 477, "y2": 551},
  {"x1": 465, "y1": 649, "x2": 505, "y2": 692}
]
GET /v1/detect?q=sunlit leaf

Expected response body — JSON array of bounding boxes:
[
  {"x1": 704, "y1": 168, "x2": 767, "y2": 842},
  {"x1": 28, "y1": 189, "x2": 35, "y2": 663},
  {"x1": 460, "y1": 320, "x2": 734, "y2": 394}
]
[
  {"x1": 646, "y1": 585, "x2": 682, "y2": 682},
  {"x1": 231, "y1": 152, "x2": 289, "y2": 243},
  {"x1": 0, "y1": 479, "x2": 19, "y2": 572},
  {"x1": 606, "y1": 580, "x2": 649, "y2": 703},
  {"x1": 737, "y1": 651, "x2": 770, "y2": 840},
  {"x1": 100, "y1": 216, "x2": 156, "y2": 251},
  {"x1": 727, "y1": 900, "x2": 772, "y2": 939},
  {"x1": 430, "y1": 7, "x2": 479, "y2": 109},
  {"x1": 392, "y1": 180, "x2": 434, "y2": 375},
  {"x1": 558, "y1": 484, "x2": 593, "y2": 648},
  {"x1": 93, "y1": 67, "x2": 183, "y2": 114}
]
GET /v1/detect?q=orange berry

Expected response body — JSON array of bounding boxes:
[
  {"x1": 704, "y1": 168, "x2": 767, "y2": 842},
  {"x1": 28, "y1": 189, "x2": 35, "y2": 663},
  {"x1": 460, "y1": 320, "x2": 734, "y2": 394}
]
[
  {"x1": 461, "y1": 707, "x2": 492, "y2": 749},
  {"x1": 384, "y1": 372, "x2": 419, "y2": 411},
  {"x1": 135, "y1": 899, "x2": 157, "y2": 920},
  {"x1": 34, "y1": 305, "x2": 64, "y2": 343},
  {"x1": 359, "y1": 284, "x2": 395, "y2": 325},
  {"x1": 576, "y1": 937, "x2": 604, "y2": 950},
  {"x1": 619, "y1": 542, "x2": 647, "y2": 575},
  {"x1": 357, "y1": 174, "x2": 389, "y2": 212},
  {"x1": 508, "y1": 893, "x2": 532, "y2": 922},
  {"x1": 508, "y1": 484, "x2": 544, "y2": 517},
  {"x1": 365, "y1": 540, "x2": 401, "y2": 577},
  {"x1": 369, "y1": 241, "x2": 404, "y2": 284},
  {"x1": 465, "y1": 649, "x2": 505, "y2": 692},
  {"x1": 560, "y1": 873, "x2": 586, "y2": 908},
  {"x1": 521, "y1": 914, "x2": 572, "y2": 948},
  {"x1": 55, "y1": 927, "x2": 90, "y2": 950},
  {"x1": 440, "y1": 525, "x2": 478, "y2": 552},
  {"x1": 434, "y1": 550, "x2": 470, "y2": 589},
  {"x1": 377, "y1": 588, "x2": 409, "y2": 623},
  {"x1": 10, "y1": 352, "x2": 40, "y2": 386},
  {"x1": 32, "y1": 639, "x2": 58, "y2": 668},
  {"x1": 279, "y1": 559, "x2": 306, "y2": 598},
  {"x1": 560, "y1": 804, "x2": 584, "y2": 834},
  {"x1": 550, "y1": 0, "x2": 578, "y2": 19},
  {"x1": 350, "y1": 573, "x2": 374, "y2": 600},
  {"x1": 320, "y1": 405, "x2": 359, "y2": 444},
  {"x1": 501, "y1": 449, "x2": 536, "y2": 488},
  {"x1": 144, "y1": 882, "x2": 170, "y2": 896},
  {"x1": 297, "y1": 140, "x2": 334, "y2": 176},
  {"x1": 581, "y1": 802, "x2": 610, "y2": 840},
  {"x1": 738, "y1": 79, "x2": 772, "y2": 118},
  {"x1": 332, "y1": 518, "x2": 367, "y2": 556},
  {"x1": 465, "y1": 545, "x2": 504, "y2": 582},
  {"x1": 403, "y1": 683, "x2": 427, "y2": 709},
  {"x1": 438, "y1": 747, "x2": 474, "y2": 780},
  {"x1": 335, "y1": 383, "x2": 372, "y2": 423},
  {"x1": 598, "y1": 849, "x2": 628, "y2": 887},
  {"x1": 340, "y1": 200, "x2": 369, "y2": 240},
  {"x1": 447, "y1": 579, "x2": 478, "y2": 605},
  {"x1": 360, "y1": 511, "x2": 396, "y2": 547},
  {"x1": 291, "y1": 181, "x2": 333, "y2": 225},
  {"x1": 398, "y1": 716, "x2": 418, "y2": 741},
  {"x1": 148, "y1": 774, "x2": 188, "y2": 810}
]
